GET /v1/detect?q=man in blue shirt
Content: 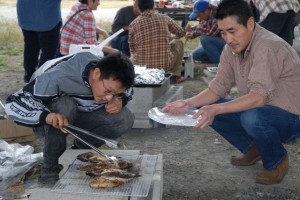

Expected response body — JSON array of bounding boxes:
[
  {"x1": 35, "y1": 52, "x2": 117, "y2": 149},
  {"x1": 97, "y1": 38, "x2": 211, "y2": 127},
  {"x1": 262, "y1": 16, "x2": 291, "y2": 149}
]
[{"x1": 17, "y1": 0, "x2": 62, "y2": 83}]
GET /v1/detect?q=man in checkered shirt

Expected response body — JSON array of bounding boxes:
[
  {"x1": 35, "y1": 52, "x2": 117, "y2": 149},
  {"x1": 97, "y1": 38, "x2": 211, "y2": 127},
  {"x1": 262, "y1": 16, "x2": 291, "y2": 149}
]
[
  {"x1": 129, "y1": 0, "x2": 187, "y2": 83},
  {"x1": 249, "y1": 0, "x2": 300, "y2": 46}
]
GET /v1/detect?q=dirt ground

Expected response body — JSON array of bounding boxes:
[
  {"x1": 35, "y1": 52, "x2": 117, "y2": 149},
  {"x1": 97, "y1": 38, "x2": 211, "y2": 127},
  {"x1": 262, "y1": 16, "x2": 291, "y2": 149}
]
[{"x1": 1, "y1": 62, "x2": 300, "y2": 200}]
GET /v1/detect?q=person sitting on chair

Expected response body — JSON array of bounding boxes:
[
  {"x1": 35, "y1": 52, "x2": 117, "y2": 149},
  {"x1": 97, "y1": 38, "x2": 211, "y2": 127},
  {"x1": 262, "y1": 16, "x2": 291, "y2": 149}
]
[
  {"x1": 129, "y1": 0, "x2": 187, "y2": 83},
  {"x1": 111, "y1": 0, "x2": 141, "y2": 57}
]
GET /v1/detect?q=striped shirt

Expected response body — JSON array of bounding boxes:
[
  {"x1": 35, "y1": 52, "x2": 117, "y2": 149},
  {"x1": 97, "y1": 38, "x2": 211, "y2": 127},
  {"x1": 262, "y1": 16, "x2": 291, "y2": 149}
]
[
  {"x1": 128, "y1": 9, "x2": 186, "y2": 69},
  {"x1": 60, "y1": 3, "x2": 98, "y2": 55},
  {"x1": 192, "y1": 7, "x2": 220, "y2": 37},
  {"x1": 251, "y1": 0, "x2": 300, "y2": 22}
]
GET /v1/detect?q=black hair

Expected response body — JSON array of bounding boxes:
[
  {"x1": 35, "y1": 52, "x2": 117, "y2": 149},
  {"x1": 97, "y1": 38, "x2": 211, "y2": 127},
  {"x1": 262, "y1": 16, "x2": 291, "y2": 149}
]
[
  {"x1": 137, "y1": 0, "x2": 154, "y2": 12},
  {"x1": 215, "y1": 0, "x2": 254, "y2": 27},
  {"x1": 79, "y1": 0, "x2": 96, "y2": 5},
  {"x1": 91, "y1": 53, "x2": 135, "y2": 89}
]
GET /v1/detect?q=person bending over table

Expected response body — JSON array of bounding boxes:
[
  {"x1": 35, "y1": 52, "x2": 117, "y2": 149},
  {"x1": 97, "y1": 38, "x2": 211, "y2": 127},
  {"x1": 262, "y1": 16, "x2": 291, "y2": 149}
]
[{"x1": 5, "y1": 52, "x2": 135, "y2": 185}]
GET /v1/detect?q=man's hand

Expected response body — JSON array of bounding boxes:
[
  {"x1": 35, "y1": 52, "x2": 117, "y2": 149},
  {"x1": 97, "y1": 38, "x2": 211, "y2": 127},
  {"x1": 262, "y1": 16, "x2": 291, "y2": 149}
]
[
  {"x1": 105, "y1": 97, "x2": 123, "y2": 114},
  {"x1": 123, "y1": 26, "x2": 129, "y2": 32},
  {"x1": 45, "y1": 113, "x2": 69, "y2": 131},
  {"x1": 185, "y1": 32, "x2": 194, "y2": 39},
  {"x1": 162, "y1": 100, "x2": 189, "y2": 114},
  {"x1": 193, "y1": 104, "x2": 218, "y2": 129},
  {"x1": 185, "y1": 24, "x2": 193, "y2": 32}
]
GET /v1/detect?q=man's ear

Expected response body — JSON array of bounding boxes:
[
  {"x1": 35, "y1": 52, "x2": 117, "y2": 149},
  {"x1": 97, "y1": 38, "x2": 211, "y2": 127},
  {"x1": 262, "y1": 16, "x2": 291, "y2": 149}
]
[
  {"x1": 247, "y1": 16, "x2": 255, "y2": 30},
  {"x1": 92, "y1": 68, "x2": 101, "y2": 80}
]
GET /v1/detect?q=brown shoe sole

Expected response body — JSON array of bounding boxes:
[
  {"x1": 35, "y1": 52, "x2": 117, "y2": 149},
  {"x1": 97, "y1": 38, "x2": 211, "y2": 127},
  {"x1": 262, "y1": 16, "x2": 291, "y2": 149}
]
[{"x1": 230, "y1": 155, "x2": 261, "y2": 166}]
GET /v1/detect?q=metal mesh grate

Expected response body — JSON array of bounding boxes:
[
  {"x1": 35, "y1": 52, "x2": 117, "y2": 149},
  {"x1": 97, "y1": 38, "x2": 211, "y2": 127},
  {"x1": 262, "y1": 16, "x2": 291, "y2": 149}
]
[{"x1": 51, "y1": 154, "x2": 158, "y2": 197}]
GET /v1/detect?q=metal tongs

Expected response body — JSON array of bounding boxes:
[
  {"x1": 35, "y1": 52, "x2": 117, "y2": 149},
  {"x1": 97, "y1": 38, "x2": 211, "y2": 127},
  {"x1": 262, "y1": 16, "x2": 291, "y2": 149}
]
[
  {"x1": 66, "y1": 124, "x2": 121, "y2": 149},
  {"x1": 62, "y1": 125, "x2": 120, "y2": 163}
]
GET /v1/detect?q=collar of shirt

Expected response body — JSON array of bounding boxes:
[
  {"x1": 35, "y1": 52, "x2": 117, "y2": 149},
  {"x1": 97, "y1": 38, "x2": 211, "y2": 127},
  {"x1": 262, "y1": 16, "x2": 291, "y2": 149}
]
[
  {"x1": 141, "y1": 9, "x2": 155, "y2": 17},
  {"x1": 234, "y1": 23, "x2": 260, "y2": 60}
]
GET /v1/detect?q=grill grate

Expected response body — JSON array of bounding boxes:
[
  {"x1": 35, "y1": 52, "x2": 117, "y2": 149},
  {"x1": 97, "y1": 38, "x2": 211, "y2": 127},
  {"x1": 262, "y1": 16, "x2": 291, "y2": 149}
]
[{"x1": 51, "y1": 154, "x2": 158, "y2": 197}]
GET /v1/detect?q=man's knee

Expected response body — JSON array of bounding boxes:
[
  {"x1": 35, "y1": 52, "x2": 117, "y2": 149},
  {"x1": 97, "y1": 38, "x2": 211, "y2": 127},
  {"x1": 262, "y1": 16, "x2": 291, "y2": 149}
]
[
  {"x1": 240, "y1": 109, "x2": 264, "y2": 135},
  {"x1": 170, "y1": 39, "x2": 184, "y2": 54}
]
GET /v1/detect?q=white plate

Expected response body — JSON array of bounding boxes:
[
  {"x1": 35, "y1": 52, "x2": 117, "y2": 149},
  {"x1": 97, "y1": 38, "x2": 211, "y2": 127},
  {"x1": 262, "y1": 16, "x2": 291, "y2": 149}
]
[{"x1": 148, "y1": 107, "x2": 200, "y2": 127}]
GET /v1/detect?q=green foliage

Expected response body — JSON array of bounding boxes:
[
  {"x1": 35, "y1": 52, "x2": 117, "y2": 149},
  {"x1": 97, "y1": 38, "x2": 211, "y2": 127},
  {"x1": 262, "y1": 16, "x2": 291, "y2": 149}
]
[
  {"x1": 3, "y1": 48, "x2": 22, "y2": 56},
  {"x1": 0, "y1": 57, "x2": 6, "y2": 66},
  {"x1": 0, "y1": 19, "x2": 23, "y2": 50}
]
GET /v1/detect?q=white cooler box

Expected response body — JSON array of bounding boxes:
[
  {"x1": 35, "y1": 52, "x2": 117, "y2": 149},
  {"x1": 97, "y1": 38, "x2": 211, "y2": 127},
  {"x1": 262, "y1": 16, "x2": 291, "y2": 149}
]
[{"x1": 69, "y1": 44, "x2": 104, "y2": 57}]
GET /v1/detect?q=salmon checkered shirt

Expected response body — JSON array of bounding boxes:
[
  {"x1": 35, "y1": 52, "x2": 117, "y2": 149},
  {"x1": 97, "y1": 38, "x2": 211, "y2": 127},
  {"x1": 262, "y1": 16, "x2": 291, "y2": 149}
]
[
  {"x1": 60, "y1": 3, "x2": 98, "y2": 55},
  {"x1": 128, "y1": 9, "x2": 186, "y2": 69}
]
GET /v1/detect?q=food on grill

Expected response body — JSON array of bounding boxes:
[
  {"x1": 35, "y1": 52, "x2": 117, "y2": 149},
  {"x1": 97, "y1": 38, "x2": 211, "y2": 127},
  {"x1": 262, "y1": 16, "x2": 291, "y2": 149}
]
[
  {"x1": 98, "y1": 169, "x2": 139, "y2": 179},
  {"x1": 77, "y1": 152, "x2": 107, "y2": 163},
  {"x1": 90, "y1": 176, "x2": 133, "y2": 188},
  {"x1": 77, "y1": 152, "x2": 138, "y2": 188},
  {"x1": 77, "y1": 162, "x2": 110, "y2": 171},
  {"x1": 77, "y1": 160, "x2": 132, "y2": 171},
  {"x1": 86, "y1": 168, "x2": 105, "y2": 177}
]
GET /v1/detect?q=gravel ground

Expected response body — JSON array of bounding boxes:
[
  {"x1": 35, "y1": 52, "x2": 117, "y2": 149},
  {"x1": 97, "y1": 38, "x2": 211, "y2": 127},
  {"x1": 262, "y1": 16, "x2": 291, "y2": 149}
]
[
  {"x1": 1, "y1": 64, "x2": 300, "y2": 200},
  {"x1": 1, "y1": 2, "x2": 300, "y2": 198}
]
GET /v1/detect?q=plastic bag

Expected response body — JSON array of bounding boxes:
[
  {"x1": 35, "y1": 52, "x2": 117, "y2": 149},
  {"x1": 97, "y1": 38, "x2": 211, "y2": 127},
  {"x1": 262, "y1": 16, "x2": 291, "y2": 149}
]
[
  {"x1": 0, "y1": 140, "x2": 42, "y2": 190},
  {"x1": 148, "y1": 107, "x2": 201, "y2": 127}
]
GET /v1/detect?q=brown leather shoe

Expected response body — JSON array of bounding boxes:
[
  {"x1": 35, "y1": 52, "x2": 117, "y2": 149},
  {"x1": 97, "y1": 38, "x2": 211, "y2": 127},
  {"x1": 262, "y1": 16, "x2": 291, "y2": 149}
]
[
  {"x1": 231, "y1": 145, "x2": 261, "y2": 166},
  {"x1": 256, "y1": 154, "x2": 289, "y2": 185}
]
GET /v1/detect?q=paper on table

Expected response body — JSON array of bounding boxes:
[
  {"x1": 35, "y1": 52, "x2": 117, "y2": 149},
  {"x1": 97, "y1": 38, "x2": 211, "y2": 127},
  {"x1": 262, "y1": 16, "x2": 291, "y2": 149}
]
[{"x1": 148, "y1": 107, "x2": 201, "y2": 127}]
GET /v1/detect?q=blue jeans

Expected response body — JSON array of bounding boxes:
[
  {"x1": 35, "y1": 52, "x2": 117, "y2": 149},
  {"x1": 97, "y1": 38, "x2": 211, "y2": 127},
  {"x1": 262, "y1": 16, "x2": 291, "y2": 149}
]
[
  {"x1": 21, "y1": 22, "x2": 61, "y2": 82},
  {"x1": 111, "y1": 35, "x2": 130, "y2": 57},
  {"x1": 33, "y1": 96, "x2": 134, "y2": 169},
  {"x1": 210, "y1": 98, "x2": 300, "y2": 170},
  {"x1": 192, "y1": 35, "x2": 225, "y2": 64}
]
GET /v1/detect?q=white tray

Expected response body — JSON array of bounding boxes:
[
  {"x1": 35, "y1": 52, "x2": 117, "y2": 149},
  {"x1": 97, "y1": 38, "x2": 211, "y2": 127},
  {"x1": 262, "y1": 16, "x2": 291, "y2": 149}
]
[{"x1": 148, "y1": 107, "x2": 199, "y2": 127}]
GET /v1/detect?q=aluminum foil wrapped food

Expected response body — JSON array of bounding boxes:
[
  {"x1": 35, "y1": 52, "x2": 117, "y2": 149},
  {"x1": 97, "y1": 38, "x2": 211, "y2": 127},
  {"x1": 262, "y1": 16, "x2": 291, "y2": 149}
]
[{"x1": 134, "y1": 65, "x2": 165, "y2": 85}]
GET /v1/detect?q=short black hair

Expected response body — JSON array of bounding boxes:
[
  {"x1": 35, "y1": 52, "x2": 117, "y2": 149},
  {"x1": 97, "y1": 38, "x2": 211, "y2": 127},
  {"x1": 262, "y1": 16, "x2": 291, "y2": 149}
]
[
  {"x1": 78, "y1": 0, "x2": 96, "y2": 5},
  {"x1": 137, "y1": 0, "x2": 154, "y2": 12},
  {"x1": 91, "y1": 53, "x2": 135, "y2": 89},
  {"x1": 215, "y1": 0, "x2": 254, "y2": 27}
]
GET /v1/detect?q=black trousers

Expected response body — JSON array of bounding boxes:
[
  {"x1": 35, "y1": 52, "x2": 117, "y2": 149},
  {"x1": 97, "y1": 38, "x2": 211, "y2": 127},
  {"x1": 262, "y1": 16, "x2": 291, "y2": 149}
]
[
  {"x1": 21, "y1": 22, "x2": 61, "y2": 82},
  {"x1": 260, "y1": 10, "x2": 296, "y2": 46}
]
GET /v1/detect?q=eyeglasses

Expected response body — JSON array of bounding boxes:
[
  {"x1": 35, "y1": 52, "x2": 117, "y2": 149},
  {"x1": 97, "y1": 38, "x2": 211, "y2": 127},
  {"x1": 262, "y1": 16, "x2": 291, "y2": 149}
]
[{"x1": 101, "y1": 80, "x2": 123, "y2": 98}]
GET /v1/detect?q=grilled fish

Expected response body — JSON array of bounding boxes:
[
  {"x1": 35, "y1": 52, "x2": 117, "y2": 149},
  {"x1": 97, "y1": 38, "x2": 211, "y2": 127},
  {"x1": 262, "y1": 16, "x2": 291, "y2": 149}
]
[
  {"x1": 90, "y1": 176, "x2": 133, "y2": 188},
  {"x1": 86, "y1": 168, "x2": 105, "y2": 177},
  {"x1": 78, "y1": 160, "x2": 133, "y2": 171},
  {"x1": 114, "y1": 160, "x2": 133, "y2": 169},
  {"x1": 77, "y1": 152, "x2": 107, "y2": 163},
  {"x1": 77, "y1": 162, "x2": 108, "y2": 171},
  {"x1": 100, "y1": 169, "x2": 139, "y2": 179}
]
